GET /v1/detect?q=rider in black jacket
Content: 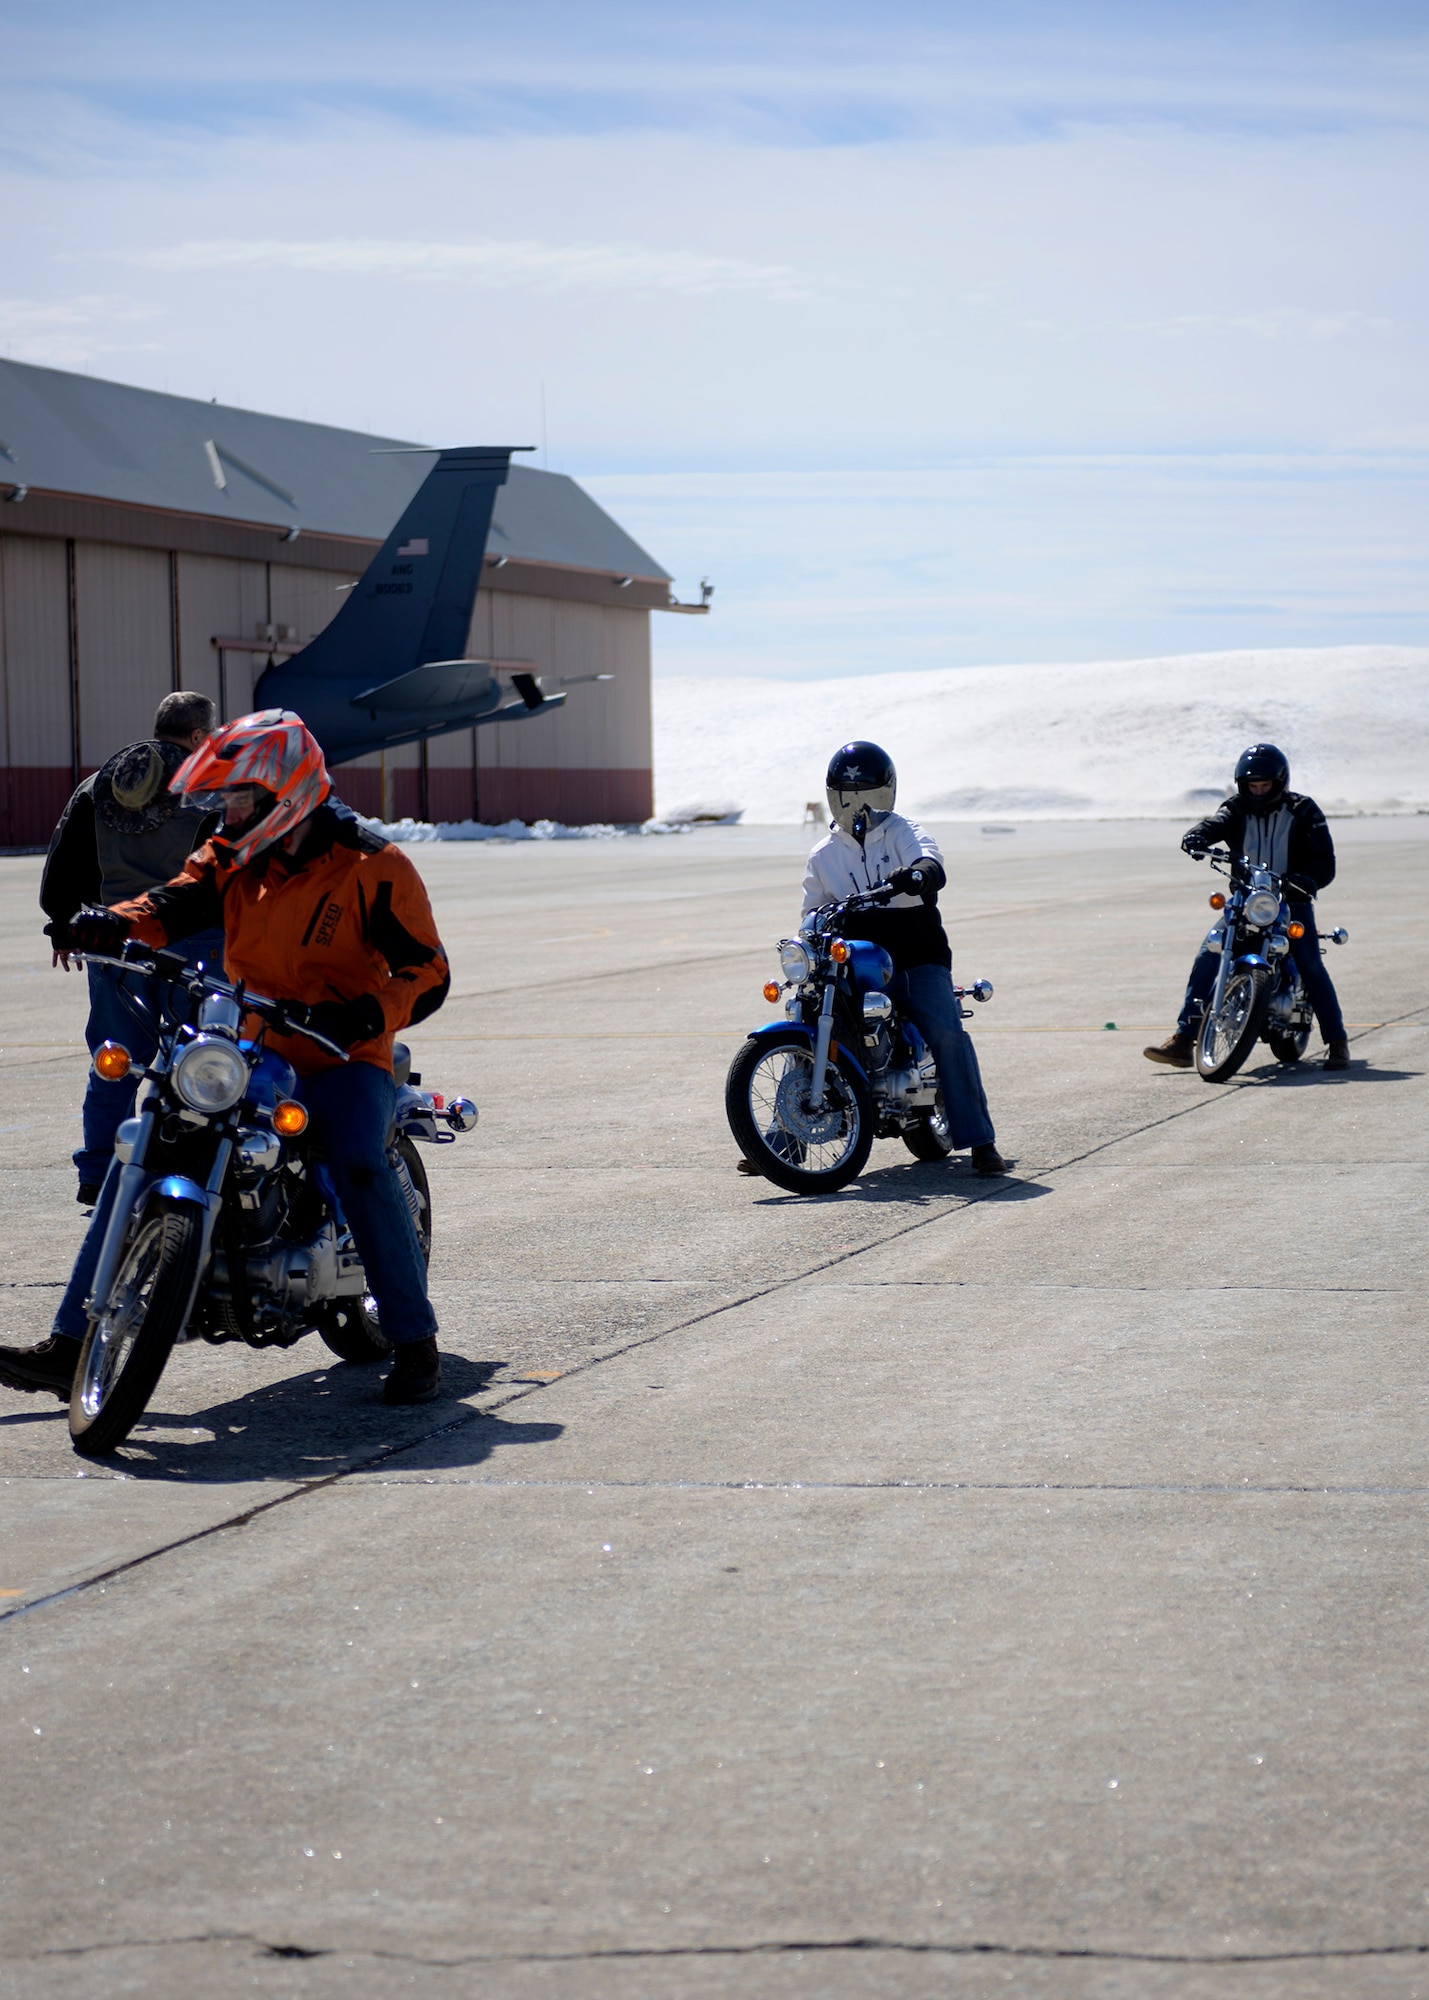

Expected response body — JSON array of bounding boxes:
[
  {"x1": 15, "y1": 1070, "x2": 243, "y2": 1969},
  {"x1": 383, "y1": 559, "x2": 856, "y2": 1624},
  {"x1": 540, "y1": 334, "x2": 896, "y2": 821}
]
[{"x1": 1144, "y1": 743, "x2": 1349, "y2": 1071}]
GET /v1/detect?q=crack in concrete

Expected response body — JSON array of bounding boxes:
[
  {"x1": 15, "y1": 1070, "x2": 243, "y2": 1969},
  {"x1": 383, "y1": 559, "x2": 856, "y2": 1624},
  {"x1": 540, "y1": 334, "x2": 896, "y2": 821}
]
[
  {"x1": 20, "y1": 1928, "x2": 1429, "y2": 1969},
  {"x1": 1, "y1": 1007, "x2": 1417, "y2": 1631}
]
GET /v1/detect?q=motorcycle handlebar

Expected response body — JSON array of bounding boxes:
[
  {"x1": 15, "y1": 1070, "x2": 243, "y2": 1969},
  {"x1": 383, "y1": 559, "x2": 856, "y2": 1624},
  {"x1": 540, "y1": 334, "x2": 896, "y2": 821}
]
[{"x1": 78, "y1": 947, "x2": 350, "y2": 1061}]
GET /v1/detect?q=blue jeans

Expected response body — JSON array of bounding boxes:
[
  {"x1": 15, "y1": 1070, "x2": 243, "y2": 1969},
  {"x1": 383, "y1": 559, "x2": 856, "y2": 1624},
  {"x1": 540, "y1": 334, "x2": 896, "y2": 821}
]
[
  {"x1": 892, "y1": 963, "x2": 996, "y2": 1150},
  {"x1": 1176, "y1": 902, "x2": 1345, "y2": 1044},
  {"x1": 73, "y1": 931, "x2": 226, "y2": 1190},
  {"x1": 54, "y1": 1059, "x2": 435, "y2": 1347}
]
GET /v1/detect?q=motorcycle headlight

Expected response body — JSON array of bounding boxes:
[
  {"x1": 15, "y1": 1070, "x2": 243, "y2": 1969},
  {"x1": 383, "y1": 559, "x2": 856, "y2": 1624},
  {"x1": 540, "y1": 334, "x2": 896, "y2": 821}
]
[
  {"x1": 171, "y1": 1033, "x2": 248, "y2": 1114},
  {"x1": 778, "y1": 939, "x2": 813, "y2": 984},
  {"x1": 1243, "y1": 889, "x2": 1281, "y2": 928}
]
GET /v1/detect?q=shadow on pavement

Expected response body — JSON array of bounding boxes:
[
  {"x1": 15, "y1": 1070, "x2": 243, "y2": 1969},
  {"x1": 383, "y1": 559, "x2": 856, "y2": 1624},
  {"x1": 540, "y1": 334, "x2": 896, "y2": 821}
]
[
  {"x1": 753, "y1": 1163, "x2": 1052, "y2": 1208},
  {"x1": 1244, "y1": 1061, "x2": 1421, "y2": 1087},
  {"x1": 82, "y1": 1352, "x2": 564, "y2": 1482}
]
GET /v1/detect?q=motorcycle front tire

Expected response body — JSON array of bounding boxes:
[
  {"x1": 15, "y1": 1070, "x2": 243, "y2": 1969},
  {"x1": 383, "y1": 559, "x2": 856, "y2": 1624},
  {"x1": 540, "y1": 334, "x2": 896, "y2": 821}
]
[
  {"x1": 69, "y1": 1201, "x2": 204, "y2": 1457},
  {"x1": 726, "y1": 1030, "x2": 875, "y2": 1194},
  {"x1": 1195, "y1": 965, "x2": 1273, "y2": 1082}
]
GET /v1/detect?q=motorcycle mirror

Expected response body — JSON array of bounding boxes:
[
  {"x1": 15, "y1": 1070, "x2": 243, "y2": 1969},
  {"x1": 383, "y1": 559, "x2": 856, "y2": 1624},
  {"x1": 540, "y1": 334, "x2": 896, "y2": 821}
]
[{"x1": 444, "y1": 1097, "x2": 479, "y2": 1134}]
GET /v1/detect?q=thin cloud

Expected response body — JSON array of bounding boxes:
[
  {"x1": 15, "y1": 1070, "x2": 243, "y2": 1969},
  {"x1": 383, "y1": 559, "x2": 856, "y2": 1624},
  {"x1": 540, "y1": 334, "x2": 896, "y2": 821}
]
[
  {"x1": 118, "y1": 237, "x2": 809, "y2": 301},
  {"x1": 0, "y1": 294, "x2": 162, "y2": 369}
]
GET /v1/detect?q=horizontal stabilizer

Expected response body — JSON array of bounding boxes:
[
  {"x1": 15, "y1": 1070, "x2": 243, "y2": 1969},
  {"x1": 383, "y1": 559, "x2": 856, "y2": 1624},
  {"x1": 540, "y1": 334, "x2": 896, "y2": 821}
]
[{"x1": 353, "y1": 659, "x2": 502, "y2": 714}]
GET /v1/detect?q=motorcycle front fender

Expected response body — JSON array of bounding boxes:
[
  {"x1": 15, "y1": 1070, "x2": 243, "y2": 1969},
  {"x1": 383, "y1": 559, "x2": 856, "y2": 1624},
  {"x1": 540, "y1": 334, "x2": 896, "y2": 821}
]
[
  {"x1": 151, "y1": 1174, "x2": 210, "y2": 1208},
  {"x1": 1233, "y1": 953, "x2": 1270, "y2": 974},
  {"x1": 744, "y1": 1021, "x2": 871, "y2": 1087}
]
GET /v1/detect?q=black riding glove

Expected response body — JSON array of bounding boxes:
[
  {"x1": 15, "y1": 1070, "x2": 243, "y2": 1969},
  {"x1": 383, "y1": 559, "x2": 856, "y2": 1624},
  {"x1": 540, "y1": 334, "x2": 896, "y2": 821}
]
[
  {"x1": 885, "y1": 860, "x2": 946, "y2": 899},
  {"x1": 43, "y1": 916, "x2": 74, "y2": 952},
  {"x1": 1283, "y1": 874, "x2": 1317, "y2": 903},
  {"x1": 300, "y1": 993, "x2": 385, "y2": 1052},
  {"x1": 1181, "y1": 830, "x2": 1209, "y2": 857},
  {"x1": 69, "y1": 907, "x2": 132, "y2": 956}
]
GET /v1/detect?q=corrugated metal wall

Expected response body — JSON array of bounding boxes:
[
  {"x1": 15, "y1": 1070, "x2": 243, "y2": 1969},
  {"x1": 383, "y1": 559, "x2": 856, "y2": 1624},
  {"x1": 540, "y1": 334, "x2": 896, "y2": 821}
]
[
  {"x1": 0, "y1": 534, "x2": 72, "y2": 844},
  {"x1": 0, "y1": 528, "x2": 654, "y2": 844}
]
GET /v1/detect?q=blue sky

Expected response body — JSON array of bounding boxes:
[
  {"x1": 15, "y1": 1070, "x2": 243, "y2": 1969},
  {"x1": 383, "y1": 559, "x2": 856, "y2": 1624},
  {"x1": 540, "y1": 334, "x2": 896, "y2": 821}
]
[{"x1": 2, "y1": 0, "x2": 1426, "y2": 673}]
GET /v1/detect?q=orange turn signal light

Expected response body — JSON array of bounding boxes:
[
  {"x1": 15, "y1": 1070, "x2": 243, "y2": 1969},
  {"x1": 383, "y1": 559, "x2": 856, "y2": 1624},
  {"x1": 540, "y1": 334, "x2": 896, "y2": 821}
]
[
  {"x1": 763, "y1": 981, "x2": 781, "y2": 1003},
  {"x1": 1209, "y1": 893, "x2": 1226, "y2": 910},
  {"x1": 1287, "y1": 921, "x2": 1305, "y2": 940},
  {"x1": 830, "y1": 939, "x2": 851, "y2": 964},
  {"x1": 272, "y1": 1100, "x2": 308, "y2": 1137},
  {"x1": 92, "y1": 1040, "x2": 131, "y2": 1082}
]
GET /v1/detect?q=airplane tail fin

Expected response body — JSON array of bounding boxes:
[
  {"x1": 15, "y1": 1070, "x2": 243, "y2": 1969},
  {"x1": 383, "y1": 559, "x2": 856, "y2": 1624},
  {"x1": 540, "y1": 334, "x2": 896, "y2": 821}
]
[{"x1": 256, "y1": 445, "x2": 521, "y2": 759}]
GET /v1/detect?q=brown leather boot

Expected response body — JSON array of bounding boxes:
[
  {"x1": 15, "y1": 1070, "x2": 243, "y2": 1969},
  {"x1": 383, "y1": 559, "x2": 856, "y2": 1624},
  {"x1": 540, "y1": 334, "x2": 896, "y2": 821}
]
[
  {"x1": 1322, "y1": 1039, "x2": 1350, "y2": 1071},
  {"x1": 1143, "y1": 1034, "x2": 1194, "y2": 1068},
  {"x1": 970, "y1": 1144, "x2": 1009, "y2": 1175}
]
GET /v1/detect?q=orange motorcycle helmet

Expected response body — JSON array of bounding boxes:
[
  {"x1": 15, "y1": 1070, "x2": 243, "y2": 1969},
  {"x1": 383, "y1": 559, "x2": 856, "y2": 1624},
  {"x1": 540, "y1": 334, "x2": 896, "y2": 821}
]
[{"x1": 171, "y1": 708, "x2": 331, "y2": 867}]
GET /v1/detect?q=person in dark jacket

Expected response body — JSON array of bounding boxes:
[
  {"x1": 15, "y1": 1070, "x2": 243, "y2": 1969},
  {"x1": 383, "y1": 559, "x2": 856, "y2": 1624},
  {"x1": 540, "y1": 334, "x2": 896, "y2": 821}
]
[
  {"x1": 1144, "y1": 743, "x2": 1349, "y2": 1071},
  {"x1": 40, "y1": 691, "x2": 220, "y2": 1202}
]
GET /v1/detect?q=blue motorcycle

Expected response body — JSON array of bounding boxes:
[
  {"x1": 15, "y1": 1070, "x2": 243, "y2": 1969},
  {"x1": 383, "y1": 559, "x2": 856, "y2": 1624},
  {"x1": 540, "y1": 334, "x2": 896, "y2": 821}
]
[
  {"x1": 1189, "y1": 850, "x2": 1349, "y2": 1081},
  {"x1": 726, "y1": 885, "x2": 992, "y2": 1194},
  {"x1": 65, "y1": 945, "x2": 477, "y2": 1456}
]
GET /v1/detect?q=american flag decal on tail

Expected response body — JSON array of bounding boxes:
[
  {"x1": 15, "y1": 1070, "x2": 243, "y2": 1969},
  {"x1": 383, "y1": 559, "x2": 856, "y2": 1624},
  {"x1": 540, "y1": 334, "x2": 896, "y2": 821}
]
[{"x1": 396, "y1": 537, "x2": 429, "y2": 557}]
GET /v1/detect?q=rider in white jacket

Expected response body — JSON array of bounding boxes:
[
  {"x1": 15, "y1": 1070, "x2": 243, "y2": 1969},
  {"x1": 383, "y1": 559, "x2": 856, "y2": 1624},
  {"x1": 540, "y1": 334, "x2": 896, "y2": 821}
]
[{"x1": 792, "y1": 742, "x2": 1006, "y2": 1175}]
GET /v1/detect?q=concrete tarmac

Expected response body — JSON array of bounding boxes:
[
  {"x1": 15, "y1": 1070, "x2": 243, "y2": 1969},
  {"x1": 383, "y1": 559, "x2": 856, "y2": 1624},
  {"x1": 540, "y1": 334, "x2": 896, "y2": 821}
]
[{"x1": 0, "y1": 817, "x2": 1425, "y2": 1999}]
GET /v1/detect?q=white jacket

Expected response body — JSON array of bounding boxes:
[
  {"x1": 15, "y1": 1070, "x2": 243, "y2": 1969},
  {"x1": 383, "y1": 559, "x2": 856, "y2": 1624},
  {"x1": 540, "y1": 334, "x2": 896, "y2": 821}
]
[{"x1": 801, "y1": 814, "x2": 944, "y2": 921}]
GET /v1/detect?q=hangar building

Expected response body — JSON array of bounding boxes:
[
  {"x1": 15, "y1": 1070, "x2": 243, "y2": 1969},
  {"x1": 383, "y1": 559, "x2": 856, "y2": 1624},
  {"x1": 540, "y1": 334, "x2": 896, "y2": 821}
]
[{"x1": 0, "y1": 359, "x2": 687, "y2": 846}]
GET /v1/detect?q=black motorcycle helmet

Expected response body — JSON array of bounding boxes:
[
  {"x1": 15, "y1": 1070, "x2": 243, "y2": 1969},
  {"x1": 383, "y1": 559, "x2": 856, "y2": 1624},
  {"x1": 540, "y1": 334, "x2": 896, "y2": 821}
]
[
  {"x1": 826, "y1": 741, "x2": 896, "y2": 839},
  {"x1": 1234, "y1": 743, "x2": 1290, "y2": 812}
]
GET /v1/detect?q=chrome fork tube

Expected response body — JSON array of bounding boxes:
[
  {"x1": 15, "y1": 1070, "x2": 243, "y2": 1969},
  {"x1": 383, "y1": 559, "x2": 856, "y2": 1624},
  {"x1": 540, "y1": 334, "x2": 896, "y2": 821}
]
[
  {"x1": 1208, "y1": 908, "x2": 1235, "y2": 1021},
  {"x1": 84, "y1": 1110, "x2": 157, "y2": 1316},
  {"x1": 808, "y1": 981, "x2": 837, "y2": 1110}
]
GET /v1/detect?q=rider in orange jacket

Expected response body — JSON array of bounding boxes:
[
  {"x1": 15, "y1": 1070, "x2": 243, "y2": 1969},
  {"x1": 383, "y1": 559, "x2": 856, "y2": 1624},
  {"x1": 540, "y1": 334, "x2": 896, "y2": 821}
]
[{"x1": 0, "y1": 710, "x2": 454, "y2": 1408}]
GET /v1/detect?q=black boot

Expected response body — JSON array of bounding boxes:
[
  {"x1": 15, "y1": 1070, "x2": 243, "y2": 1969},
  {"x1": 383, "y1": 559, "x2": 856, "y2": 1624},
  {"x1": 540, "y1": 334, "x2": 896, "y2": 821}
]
[
  {"x1": 1322, "y1": 1038, "x2": 1350, "y2": 1071},
  {"x1": 0, "y1": 1338, "x2": 80, "y2": 1401},
  {"x1": 382, "y1": 1337, "x2": 442, "y2": 1405}
]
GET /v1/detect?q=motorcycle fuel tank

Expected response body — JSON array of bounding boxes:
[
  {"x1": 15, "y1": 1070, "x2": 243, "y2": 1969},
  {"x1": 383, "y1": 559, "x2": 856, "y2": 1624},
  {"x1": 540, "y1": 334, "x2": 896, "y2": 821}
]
[
  {"x1": 240, "y1": 1045, "x2": 300, "y2": 1113},
  {"x1": 845, "y1": 940, "x2": 894, "y2": 993}
]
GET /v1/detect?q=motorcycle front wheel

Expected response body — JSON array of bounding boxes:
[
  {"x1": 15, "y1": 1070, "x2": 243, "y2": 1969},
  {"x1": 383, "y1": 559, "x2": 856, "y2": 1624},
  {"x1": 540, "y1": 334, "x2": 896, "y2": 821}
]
[
  {"x1": 726, "y1": 1031, "x2": 874, "y2": 1194},
  {"x1": 69, "y1": 1202, "x2": 204, "y2": 1456},
  {"x1": 901, "y1": 1095, "x2": 955, "y2": 1161},
  {"x1": 1195, "y1": 966, "x2": 1273, "y2": 1082}
]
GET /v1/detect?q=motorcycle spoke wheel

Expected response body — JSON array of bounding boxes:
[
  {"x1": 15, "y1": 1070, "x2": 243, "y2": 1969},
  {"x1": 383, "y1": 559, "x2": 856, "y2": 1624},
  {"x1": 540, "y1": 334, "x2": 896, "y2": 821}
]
[
  {"x1": 725, "y1": 1033, "x2": 874, "y2": 1194},
  {"x1": 1195, "y1": 967, "x2": 1273, "y2": 1082},
  {"x1": 70, "y1": 1205, "x2": 203, "y2": 1457}
]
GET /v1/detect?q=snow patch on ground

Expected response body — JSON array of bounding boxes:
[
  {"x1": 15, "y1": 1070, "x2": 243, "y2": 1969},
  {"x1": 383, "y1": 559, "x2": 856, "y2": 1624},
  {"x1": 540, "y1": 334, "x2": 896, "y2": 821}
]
[
  {"x1": 361, "y1": 815, "x2": 690, "y2": 844},
  {"x1": 653, "y1": 646, "x2": 1429, "y2": 823}
]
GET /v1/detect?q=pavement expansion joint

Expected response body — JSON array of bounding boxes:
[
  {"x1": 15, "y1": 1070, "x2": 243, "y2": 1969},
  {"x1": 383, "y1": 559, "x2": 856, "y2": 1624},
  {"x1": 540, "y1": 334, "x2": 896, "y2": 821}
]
[
  {"x1": 3, "y1": 1006, "x2": 1414, "y2": 1630},
  {"x1": 20, "y1": 1931, "x2": 1429, "y2": 1970},
  {"x1": 373, "y1": 1476, "x2": 1429, "y2": 1496}
]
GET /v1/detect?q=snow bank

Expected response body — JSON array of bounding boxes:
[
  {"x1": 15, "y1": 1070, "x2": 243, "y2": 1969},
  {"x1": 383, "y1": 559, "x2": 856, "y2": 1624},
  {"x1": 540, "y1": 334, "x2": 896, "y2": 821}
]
[
  {"x1": 653, "y1": 646, "x2": 1429, "y2": 822},
  {"x1": 361, "y1": 815, "x2": 689, "y2": 844}
]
